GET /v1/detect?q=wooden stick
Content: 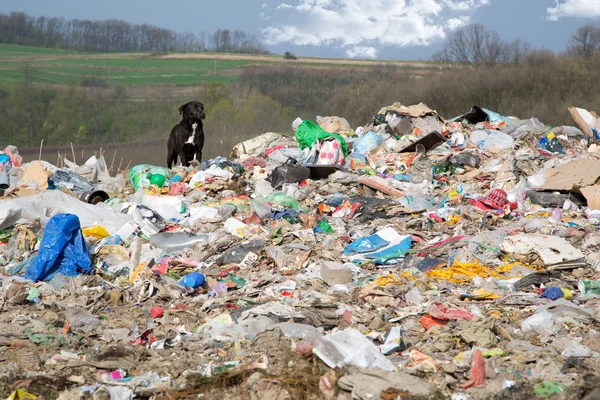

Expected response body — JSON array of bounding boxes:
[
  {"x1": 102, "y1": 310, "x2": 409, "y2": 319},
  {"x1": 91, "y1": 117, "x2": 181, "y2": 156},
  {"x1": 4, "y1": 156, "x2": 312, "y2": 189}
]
[
  {"x1": 39, "y1": 139, "x2": 44, "y2": 161},
  {"x1": 100, "y1": 147, "x2": 103, "y2": 157},
  {"x1": 125, "y1": 160, "x2": 132, "y2": 171},
  {"x1": 56, "y1": 151, "x2": 60, "y2": 167},
  {"x1": 81, "y1": 149, "x2": 84, "y2": 161},
  {"x1": 109, "y1": 150, "x2": 117, "y2": 175},
  {"x1": 70, "y1": 143, "x2": 76, "y2": 165},
  {"x1": 117, "y1": 158, "x2": 123, "y2": 173}
]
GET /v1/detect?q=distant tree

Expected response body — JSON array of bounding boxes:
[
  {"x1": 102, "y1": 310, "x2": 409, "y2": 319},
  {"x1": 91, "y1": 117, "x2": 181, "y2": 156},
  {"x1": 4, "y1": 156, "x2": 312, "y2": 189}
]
[
  {"x1": 567, "y1": 24, "x2": 600, "y2": 59},
  {"x1": 0, "y1": 12, "x2": 268, "y2": 54},
  {"x1": 432, "y1": 23, "x2": 529, "y2": 68},
  {"x1": 284, "y1": 51, "x2": 297, "y2": 60}
]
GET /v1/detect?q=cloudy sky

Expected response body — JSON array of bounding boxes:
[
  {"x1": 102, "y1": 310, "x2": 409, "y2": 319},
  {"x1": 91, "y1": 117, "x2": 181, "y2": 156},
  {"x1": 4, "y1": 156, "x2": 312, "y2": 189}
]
[{"x1": 1, "y1": 0, "x2": 599, "y2": 59}]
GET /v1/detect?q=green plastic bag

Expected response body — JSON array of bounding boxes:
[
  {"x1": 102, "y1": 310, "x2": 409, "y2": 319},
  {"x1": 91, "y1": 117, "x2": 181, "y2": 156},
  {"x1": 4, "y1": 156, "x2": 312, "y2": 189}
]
[
  {"x1": 129, "y1": 164, "x2": 171, "y2": 190},
  {"x1": 267, "y1": 192, "x2": 301, "y2": 211},
  {"x1": 295, "y1": 120, "x2": 348, "y2": 155}
]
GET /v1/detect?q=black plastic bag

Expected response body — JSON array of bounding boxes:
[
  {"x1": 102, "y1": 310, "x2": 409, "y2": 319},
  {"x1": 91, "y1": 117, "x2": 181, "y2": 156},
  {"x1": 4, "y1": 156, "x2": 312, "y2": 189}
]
[{"x1": 271, "y1": 158, "x2": 311, "y2": 189}]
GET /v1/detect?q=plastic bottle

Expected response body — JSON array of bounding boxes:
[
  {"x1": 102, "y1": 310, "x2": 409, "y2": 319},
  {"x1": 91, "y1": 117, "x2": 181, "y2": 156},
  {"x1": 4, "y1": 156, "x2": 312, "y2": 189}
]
[
  {"x1": 578, "y1": 280, "x2": 600, "y2": 296},
  {"x1": 129, "y1": 237, "x2": 142, "y2": 280},
  {"x1": 149, "y1": 232, "x2": 209, "y2": 252},
  {"x1": 168, "y1": 173, "x2": 185, "y2": 184}
]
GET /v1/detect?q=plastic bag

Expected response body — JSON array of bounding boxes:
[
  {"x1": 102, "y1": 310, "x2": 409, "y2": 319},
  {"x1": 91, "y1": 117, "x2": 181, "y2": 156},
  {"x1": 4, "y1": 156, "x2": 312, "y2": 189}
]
[
  {"x1": 271, "y1": 159, "x2": 311, "y2": 189},
  {"x1": 25, "y1": 214, "x2": 92, "y2": 282},
  {"x1": 129, "y1": 164, "x2": 171, "y2": 190},
  {"x1": 313, "y1": 328, "x2": 394, "y2": 371},
  {"x1": 521, "y1": 311, "x2": 557, "y2": 336},
  {"x1": 295, "y1": 120, "x2": 348, "y2": 155},
  {"x1": 352, "y1": 131, "x2": 383, "y2": 154},
  {"x1": 51, "y1": 170, "x2": 94, "y2": 192},
  {"x1": 316, "y1": 139, "x2": 345, "y2": 166},
  {"x1": 470, "y1": 130, "x2": 514, "y2": 150},
  {"x1": 267, "y1": 192, "x2": 302, "y2": 211}
]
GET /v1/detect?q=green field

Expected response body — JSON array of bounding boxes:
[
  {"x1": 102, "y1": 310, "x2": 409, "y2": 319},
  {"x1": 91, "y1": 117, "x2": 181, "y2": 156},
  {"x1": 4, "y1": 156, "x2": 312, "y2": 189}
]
[
  {"x1": 0, "y1": 44, "x2": 434, "y2": 86},
  {"x1": 0, "y1": 44, "x2": 260, "y2": 85}
]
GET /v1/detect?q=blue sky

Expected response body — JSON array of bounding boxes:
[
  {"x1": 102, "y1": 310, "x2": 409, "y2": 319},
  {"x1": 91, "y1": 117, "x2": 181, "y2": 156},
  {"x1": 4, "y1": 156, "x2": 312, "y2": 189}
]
[{"x1": 1, "y1": 0, "x2": 598, "y2": 59}]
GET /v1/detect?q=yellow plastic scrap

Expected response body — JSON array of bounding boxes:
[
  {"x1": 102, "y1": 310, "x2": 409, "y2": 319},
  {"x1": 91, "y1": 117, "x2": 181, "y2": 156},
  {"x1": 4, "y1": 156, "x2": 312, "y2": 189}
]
[
  {"x1": 81, "y1": 226, "x2": 110, "y2": 239},
  {"x1": 374, "y1": 273, "x2": 399, "y2": 286},
  {"x1": 6, "y1": 390, "x2": 37, "y2": 400},
  {"x1": 427, "y1": 260, "x2": 499, "y2": 283}
]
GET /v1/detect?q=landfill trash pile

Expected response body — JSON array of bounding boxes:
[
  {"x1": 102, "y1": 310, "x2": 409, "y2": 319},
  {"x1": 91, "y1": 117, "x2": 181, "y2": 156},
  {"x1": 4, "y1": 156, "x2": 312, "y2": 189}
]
[{"x1": 2, "y1": 103, "x2": 600, "y2": 399}]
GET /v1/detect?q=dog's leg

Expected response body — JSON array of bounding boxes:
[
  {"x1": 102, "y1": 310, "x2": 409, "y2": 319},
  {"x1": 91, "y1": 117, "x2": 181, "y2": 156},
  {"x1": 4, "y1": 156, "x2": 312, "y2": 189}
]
[
  {"x1": 167, "y1": 149, "x2": 177, "y2": 169},
  {"x1": 178, "y1": 151, "x2": 188, "y2": 167},
  {"x1": 196, "y1": 135, "x2": 205, "y2": 164}
]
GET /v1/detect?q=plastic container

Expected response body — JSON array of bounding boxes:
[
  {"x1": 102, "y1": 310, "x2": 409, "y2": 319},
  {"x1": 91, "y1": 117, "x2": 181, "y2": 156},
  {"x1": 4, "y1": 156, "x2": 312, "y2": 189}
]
[
  {"x1": 149, "y1": 232, "x2": 209, "y2": 252},
  {"x1": 0, "y1": 170, "x2": 9, "y2": 190},
  {"x1": 180, "y1": 272, "x2": 205, "y2": 288}
]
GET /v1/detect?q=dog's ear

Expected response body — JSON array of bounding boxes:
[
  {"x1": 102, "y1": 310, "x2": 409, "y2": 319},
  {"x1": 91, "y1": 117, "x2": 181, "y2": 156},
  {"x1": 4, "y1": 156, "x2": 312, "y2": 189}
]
[{"x1": 178, "y1": 103, "x2": 190, "y2": 116}]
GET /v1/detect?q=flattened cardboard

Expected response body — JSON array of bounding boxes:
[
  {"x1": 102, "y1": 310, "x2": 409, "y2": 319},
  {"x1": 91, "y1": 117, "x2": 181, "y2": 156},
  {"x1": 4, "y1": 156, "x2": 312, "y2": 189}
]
[
  {"x1": 581, "y1": 186, "x2": 600, "y2": 210},
  {"x1": 538, "y1": 158, "x2": 600, "y2": 192},
  {"x1": 568, "y1": 107, "x2": 599, "y2": 137},
  {"x1": 21, "y1": 161, "x2": 49, "y2": 191}
]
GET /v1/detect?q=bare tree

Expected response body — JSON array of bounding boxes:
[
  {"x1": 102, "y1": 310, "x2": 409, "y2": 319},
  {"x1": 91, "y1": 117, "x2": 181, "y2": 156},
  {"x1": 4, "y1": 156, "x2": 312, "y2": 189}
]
[
  {"x1": 432, "y1": 23, "x2": 527, "y2": 68},
  {"x1": 567, "y1": 24, "x2": 600, "y2": 59}
]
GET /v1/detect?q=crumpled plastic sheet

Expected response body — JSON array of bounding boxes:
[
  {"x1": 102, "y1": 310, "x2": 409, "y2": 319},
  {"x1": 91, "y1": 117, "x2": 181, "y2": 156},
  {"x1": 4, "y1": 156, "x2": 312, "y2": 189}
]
[{"x1": 24, "y1": 213, "x2": 92, "y2": 282}]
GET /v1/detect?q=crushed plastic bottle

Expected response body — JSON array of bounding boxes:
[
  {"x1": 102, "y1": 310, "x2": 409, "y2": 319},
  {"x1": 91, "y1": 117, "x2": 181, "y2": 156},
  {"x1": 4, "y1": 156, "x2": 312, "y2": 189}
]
[{"x1": 149, "y1": 232, "x2": 209, "y2": 252}]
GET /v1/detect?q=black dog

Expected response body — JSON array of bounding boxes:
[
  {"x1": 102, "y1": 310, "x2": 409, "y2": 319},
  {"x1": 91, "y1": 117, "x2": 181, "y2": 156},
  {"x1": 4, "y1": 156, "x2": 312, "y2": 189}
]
[{"x1": 167, "y1": 101, "x2": 206, "y2": 168}]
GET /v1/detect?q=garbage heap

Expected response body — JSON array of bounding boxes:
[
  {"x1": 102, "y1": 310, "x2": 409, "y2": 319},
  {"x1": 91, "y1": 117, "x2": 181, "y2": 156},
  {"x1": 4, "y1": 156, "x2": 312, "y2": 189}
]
[{"x1": 2, "y1": 103, "x2": 600, "y2": 400}]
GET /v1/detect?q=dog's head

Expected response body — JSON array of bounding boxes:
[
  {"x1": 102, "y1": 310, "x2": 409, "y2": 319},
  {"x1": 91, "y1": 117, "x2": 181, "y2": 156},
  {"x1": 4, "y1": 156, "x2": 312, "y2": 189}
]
[{"x1": 179, "y1": 101, "x2": 205, "y2": 122}]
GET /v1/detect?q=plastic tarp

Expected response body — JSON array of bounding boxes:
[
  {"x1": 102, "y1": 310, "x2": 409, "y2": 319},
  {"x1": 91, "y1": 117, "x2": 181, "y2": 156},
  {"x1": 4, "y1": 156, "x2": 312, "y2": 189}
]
[
  {"x1": 0, "y1": 191, "x2": 131, "y2": 234},
  {"x1": 295, "y1": 120, "x2": 348, "y2": 155},
  {"x1": 25, "y1": 214, "x2": 92, "y2": 282}
]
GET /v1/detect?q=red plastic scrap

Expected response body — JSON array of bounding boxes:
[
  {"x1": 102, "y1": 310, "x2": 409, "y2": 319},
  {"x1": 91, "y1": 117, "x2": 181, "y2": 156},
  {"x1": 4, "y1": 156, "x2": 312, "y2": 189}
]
[
  {"x1": 219, "y1": 265, "x2": 240, "y2": 278},
  {"x1": 265, "y1": 145, "x2": 285, "y2": 158},
  {"x1": 428, "y1": 302, "x2": 474, "y2": 321},
  {"x1": 463, "y1": 349, "x2": 486, "y2": 389},
  {"x1": 420, "y1": 315, "x2": 447, "y2": 330}
]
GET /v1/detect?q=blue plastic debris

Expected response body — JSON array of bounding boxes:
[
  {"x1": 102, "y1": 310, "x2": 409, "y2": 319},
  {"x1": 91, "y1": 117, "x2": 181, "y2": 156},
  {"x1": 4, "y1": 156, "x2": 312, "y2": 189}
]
[
  {"x1": 25, "y1": 214, "x2": 92, "y2": 282},
  {"x1": 180, "y1": 272, "x2": 206, "y2": 289}
]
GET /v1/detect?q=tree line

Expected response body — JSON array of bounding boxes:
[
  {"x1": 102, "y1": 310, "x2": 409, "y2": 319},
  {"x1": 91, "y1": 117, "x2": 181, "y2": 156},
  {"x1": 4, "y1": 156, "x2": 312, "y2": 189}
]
[
  {"x1": 433, "y1": 22, "x2": 600, "y2": 67},
  {"x1": 0, "y1": 11, "x2": 267, "y2": 54}
]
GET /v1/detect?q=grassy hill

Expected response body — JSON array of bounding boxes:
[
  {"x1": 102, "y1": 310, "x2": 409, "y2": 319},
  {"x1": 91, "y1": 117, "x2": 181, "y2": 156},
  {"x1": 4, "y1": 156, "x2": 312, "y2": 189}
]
[{"x1": 0, "y1": 44, "x2": 434, "y2": 86}]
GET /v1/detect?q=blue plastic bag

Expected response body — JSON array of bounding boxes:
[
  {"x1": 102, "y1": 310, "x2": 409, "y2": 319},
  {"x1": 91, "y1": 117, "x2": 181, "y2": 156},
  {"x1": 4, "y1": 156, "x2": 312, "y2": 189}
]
[
  {"x1": 352, "y1": 131, "x2": 383, "y2": 154},
  {"x1": 344, "y1": 234, "x2": 390, "y2": 255},
  {"x1": 25, "y1": 214, "x2": 92, "y2": 282}
]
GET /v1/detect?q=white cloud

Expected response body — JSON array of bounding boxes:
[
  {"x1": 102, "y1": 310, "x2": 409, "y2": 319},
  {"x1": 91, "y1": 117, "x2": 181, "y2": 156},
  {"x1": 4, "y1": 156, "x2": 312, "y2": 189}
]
[
  {"x1": 547, "y1": 0, "x2": 600, "y2": 21},
  {"x1": 262, "y1": 0, "x2": 490, "y2": 55},
  {"x1": 447, "y1": 16, "x2": 469, "y2": 30},
  {"x1": 346, "y1": 46, "x2": 378, "y2": 58}
]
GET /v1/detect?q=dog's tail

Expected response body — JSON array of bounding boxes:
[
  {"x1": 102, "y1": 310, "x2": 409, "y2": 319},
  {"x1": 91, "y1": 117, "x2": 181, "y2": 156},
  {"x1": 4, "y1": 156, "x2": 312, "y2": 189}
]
[{"x1": 167, "y1": 150, "x2": 178, "y2": 169}]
